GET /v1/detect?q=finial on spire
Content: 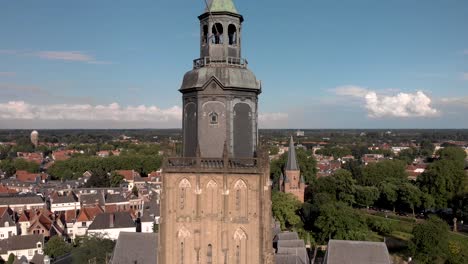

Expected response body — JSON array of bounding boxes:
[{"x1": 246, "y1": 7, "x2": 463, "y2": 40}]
[{"x1": 205, "y1": 0, "x2": 239, "y2": 14}]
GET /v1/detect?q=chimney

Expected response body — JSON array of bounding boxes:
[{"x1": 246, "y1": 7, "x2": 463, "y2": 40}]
[{"x1": 109, "y1": 213, "x2": 114, "y2": 228}]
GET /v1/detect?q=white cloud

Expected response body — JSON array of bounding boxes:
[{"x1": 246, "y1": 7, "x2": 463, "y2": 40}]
[
  {"x1": 0, "y1": 101, "x2": 182, "y2": 122},
  {"x1": 333, "y1": 85, "x2": 369, "y2": 97},
  {"x1": 0, "y1": 49, "x2": 110, "y2": 64},
  {"x1": 334, "y1": 86, "x2": 438, "y2": 118},
  {"x1": 440, "y1": 97, "x2": 468, "y2": 107},
  {"x1": 258, "y1": 112, "x2": 288, "y2": 122}
]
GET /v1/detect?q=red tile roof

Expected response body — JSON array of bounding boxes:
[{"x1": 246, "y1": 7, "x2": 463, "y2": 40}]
[{"x1": 15, "y1": 170, "x2": 48, "y2": 183}]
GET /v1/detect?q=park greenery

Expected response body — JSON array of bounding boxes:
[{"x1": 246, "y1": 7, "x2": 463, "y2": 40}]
[{"x1": 271, "y1": 146, "x2": 468, "y2": 263}]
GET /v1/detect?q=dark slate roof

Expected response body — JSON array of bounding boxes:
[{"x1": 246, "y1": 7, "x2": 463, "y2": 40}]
[
  {"x1": 80, "y1": 192, "x2": 105, "y2": 206},
  {"x1": 0, "y1": 195, "x2": 44, "y2": 206},
  {"x1": 51, "y1": 193, "x2": 77, "y2": 204},
  {"x1": 105, "y1": 193, "x2": 127, "y2": 204},
  {"x1": 277, "y1": 239, "x2": 305, "y2": 248},
  {"x1": 285, "y1": 136, "x2": 299, "y2": 171},
  {"x1": 325, "y1": 240, "x2": 392, "y2": 264},
  {"x1": 0, "y1": 212, "x2": 15, "y2": 227},
  {"x1": 88, "y1": 212, "x2": 135, "y2": 230},
  {"x1": 277, "y1": 247, "x2": 308, "y2": 264},
  {"x1": 30, "y1": 253, "x2": 45, "y2": 264},
  {"x1": 141, "y1": 196, "x2": 160, "y2": 222},
  {"x1": 274, "y1": 231, "x2": 299, "y2": 242},
  {"x1": 111, "y1": 232, "x2": 158, "y2": 264},
  {"x1": 275, "y1": 255, "x2": 305, "y2": 264},
  {"x1": 0, "y1": 234, "x2": 44, "y2": 254}
]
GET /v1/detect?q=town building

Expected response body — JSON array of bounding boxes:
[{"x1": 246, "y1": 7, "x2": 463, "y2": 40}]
[
  {"x1": 0, "y1": 234, "x2": 44, "y2": 262},
  {"x1": 158, "y1": 1, "x2": 274, "y2": 263},
  {"x1": 323, "y1": 240, "x2": 392, "y2": 264},
  {"x1": 87, "y1": 212, "x2": 136, "y2": 240},
  {"x1": 279, "y1": 136, "x2": 306, "y2": 202}
]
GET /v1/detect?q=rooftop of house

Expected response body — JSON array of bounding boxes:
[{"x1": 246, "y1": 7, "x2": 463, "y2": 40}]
[
  {"x1": 0, "y1": 234, "x2": 44, "y2": 254},
  {"x1": 15, "y1": 170, "x2": 48, "y2": 183},
  {"x1": 0, "y1": 194, "x2": 44, "y2": 206},
  {"x1": 324, "y1": 240, "x2": 392, "y2": 264},
  {"x1": 111, "y1": 232, "x2": 158, "y2": 264},
  {"x1": 88, "y1": 212, "x2": 135, "y2": 230}
]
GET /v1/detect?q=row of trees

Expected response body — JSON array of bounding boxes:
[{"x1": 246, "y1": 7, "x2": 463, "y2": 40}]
[
  {"x1": 43, "y1": 235, "x2": 115, "y2": 263},
  {"x1": 0, "y1": 158, "x2": 40, "y2": 176},
  {"x1": 47, "y1": 154, "x2": 163, "y2": 180}
]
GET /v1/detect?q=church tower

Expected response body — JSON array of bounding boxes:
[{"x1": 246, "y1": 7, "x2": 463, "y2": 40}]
[
  {"x1": 180, "y1": 0, "x2": 261, "y2": 158},
  {"x1": 158, "y1": 1, "x2": 274, "y2": 264},
  {"x1": 280, "y1": 136, "x2": 306, "y2": 202}
]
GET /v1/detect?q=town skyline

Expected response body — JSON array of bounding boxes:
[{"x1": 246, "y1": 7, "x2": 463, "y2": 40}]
[{"x1": 1, "y1": 0, "x2": 467, "y2": 129}]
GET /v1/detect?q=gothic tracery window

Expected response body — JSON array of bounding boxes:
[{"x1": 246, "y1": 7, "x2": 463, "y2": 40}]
[
  {"x1": 179, "y1": 179, "x2": 191, "y2": 210},
  {"x1": 207, "y1": 244, "x2": 213, "y2": 264}
]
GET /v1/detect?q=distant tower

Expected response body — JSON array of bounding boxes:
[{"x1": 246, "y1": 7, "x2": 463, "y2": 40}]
[
  {"x1": 159, "y1": 1, "x2": 274, "y2": 264},
  {"x1": 30, "y1": 130, "x2": 39, "y2": 148},
  {"x1": 280, "y1": 136, "x2": 306, "y2": 202}
]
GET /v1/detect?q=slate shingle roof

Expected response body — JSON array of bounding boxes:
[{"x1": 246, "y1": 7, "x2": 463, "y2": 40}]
[
  {"x1": 0, "y1": 195, "x2": 44, "y2": 206},
  {"x1": 324, "y1": 240, "x2": 392, "y2": 264},
  {"x1": 0, "y1": 234, "x2": 44, "y2": 254},
  {"x1": 88, "y1": 212, "x2": 135, "y2": 230},
  {"x1": 111, "y1": 232, "x2": 158, "y2": 264},
  {"x1": 285, "y1": 136, "x2": 299, "y2": 171}
]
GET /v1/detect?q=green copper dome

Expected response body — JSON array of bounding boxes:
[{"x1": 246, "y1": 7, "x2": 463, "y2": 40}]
[{"x1": 205, "y1": 0, "x2": 238, "y2": 14}]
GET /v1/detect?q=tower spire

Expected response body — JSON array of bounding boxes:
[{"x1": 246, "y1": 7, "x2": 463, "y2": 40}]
[
  {"x1": 285, "y1": 135, "x2": 299, "y2": 171},
  {"x1": 205, "y1": 0, "x2": 238, "y2": 14}
]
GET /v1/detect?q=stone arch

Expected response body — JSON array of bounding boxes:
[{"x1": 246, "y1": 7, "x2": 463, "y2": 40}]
[
  {"x1": 178, "y1": 179, "x2": 191, "y2": 213},
  {"x1": 233, "y1": 103, "x2": 253, "y2": 158},
  {"x1": 204, "y1": 180, "x2": 219, "y2": 216},
  {"x1": 202, "y1": 24, "x2": 209, "y2": 44},
  {"x1": 177, "y1": 226, "x2": 191, "y2": 238},
  {"x1": 228, "y1": 24, "x2": 237, "y2": 45},
  {"x1": 233, "y1": 179, "x2": 248, "y2": 218},
  {"x1": 233, "y1": 227, "x2": 248, "y2": 264},
  {"x1": 212, "y1": 23, "x2": 224, "y2": 44}
]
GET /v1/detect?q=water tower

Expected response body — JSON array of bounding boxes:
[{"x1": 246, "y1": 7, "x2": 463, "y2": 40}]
[{"x1": 30, "y1": 130, "x2": 39, "y2": 148}]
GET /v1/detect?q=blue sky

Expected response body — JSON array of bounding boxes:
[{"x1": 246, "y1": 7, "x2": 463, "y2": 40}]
[{"x1": 0, "y1": 0, "x2": 467, "y2": 129}]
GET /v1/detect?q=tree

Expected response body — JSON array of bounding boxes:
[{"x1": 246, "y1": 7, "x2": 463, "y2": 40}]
[
  {"x1": 419, "y1": 140, "x2": 435, "y2": 157},
  {"x1": 399, "y1": 182, "x2": 422, "y2": 217},
  {"x1": 0, "y1": 160, "x2": 15, "y2": 177},
  {"x1": 85, "y1": 168, "x2": 110, "y2": 188},
  {"x1": 6, "y1": 254, "x2": 15, "y2": 264},
  {"x1": 44, "y1": 236, "x2": 72, "y2": 258},
  {"x1": 132, "y1": 185, "x2": 139, "y2": 197},
  {"x1": 110, "y1": 172, "x2": 124, "y2": 187},
  {"x1": 355, "y1": 185, "x2": 379, "y2": 209},
  {"x1": 397, "y1": 148, "x2": 418, "y2": 165},
  {"x1": 71, "y1": 235, "x2": 115, "y2": 264},
  {"x1": 410, "y1": 216, "x2": 449, "y2": 263},
  {"x1": 418, "y1": 159, "x2": 465, "y2": 209},
  {"x1": 360, "y1": 160, "x2": 407, "y2": 186},
  {"x1": 272, "y1": 191, "x2": 302, "y2": 230},
  {"x1": 333, "y1": 170, "x2": 356, "y2": 205},
  {"x1": 314, "y1": 202, "x2": 368, "y2": 242},
  {"x1": 379, "y1": 181, "x2": 399, "y2": 212}
]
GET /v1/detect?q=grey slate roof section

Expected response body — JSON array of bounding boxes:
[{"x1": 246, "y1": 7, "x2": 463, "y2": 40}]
[
  {"x1": 30, "y1": 253, "x2": 45, "y2": 264},
  {"x1": 0, "y1": 212, "x2": 15, "y2": 227},
  {"x1": 88, "y1": 212, "x2": 135, "y2": 230},
  {"x1": 0, "y1": 195, "x2": 44, "y2": 206},
  {"x1": 51, "y1": 193, "x2": 77, "y2": 204},
  {"x1": 111, "y1": 232, "x2": 158, "y2": 264},
  {"x1": 274, "y1": 231, "x2": 299, "y2": 242},
  {"x1": 285, "y1": 136, "x2": 299, "y2": 171},
  {"x1": 105, "y1": 194, "x2": 127, "y2": 204},
  {"x1": 277, "y1": 239, "x2": 305, "y2": 248},
  {"x1": 324, "y1": 240, "x2": 392, "y2": 264},
  {"x1": 275, "y1": 254, "x2": 305, "y2": 264},
  {"x1": 80, "y1": 192, "x2": 105, "y2": 206},
  {"x1": 0, "y1": 234, "x2": 44, "y2": 254}
]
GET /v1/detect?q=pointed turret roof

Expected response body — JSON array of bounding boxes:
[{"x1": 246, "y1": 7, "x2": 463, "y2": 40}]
[
  {"x1": 285, "y1": 136, "x2": 299, "y2": 171},
  {"x1": 205, "y1": 0, "x2": 238, "y2": 14}
]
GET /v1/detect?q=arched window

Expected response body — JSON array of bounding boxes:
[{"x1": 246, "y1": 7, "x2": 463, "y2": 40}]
[
  {"x1": 206, "y1": 180, "x2": 218, "y2": 215},
  {"x1": 228, "y1": 24, "x2": 237, "y2": 45},
  {"x1": 207, "y1": 244, "x2": 213, "y2": 264},
  {"x1": 179, "y1": 179, "x2": 191, "y2": 210},
  {"x1": 212, "y1": 23, "x2": 224, "y2": 44},
  {"x1": 234, "y1": 228, "x2": 247, "y2": 264},
  {"x1": 209, "y1": 112, "x2": 218, "y2": 125},
  {"x1": 202, "y1": 25, "x2": 209, "y2": 44},
  {"x1": 233, "y1": 179, "x2": 248, "y2": 218}
]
